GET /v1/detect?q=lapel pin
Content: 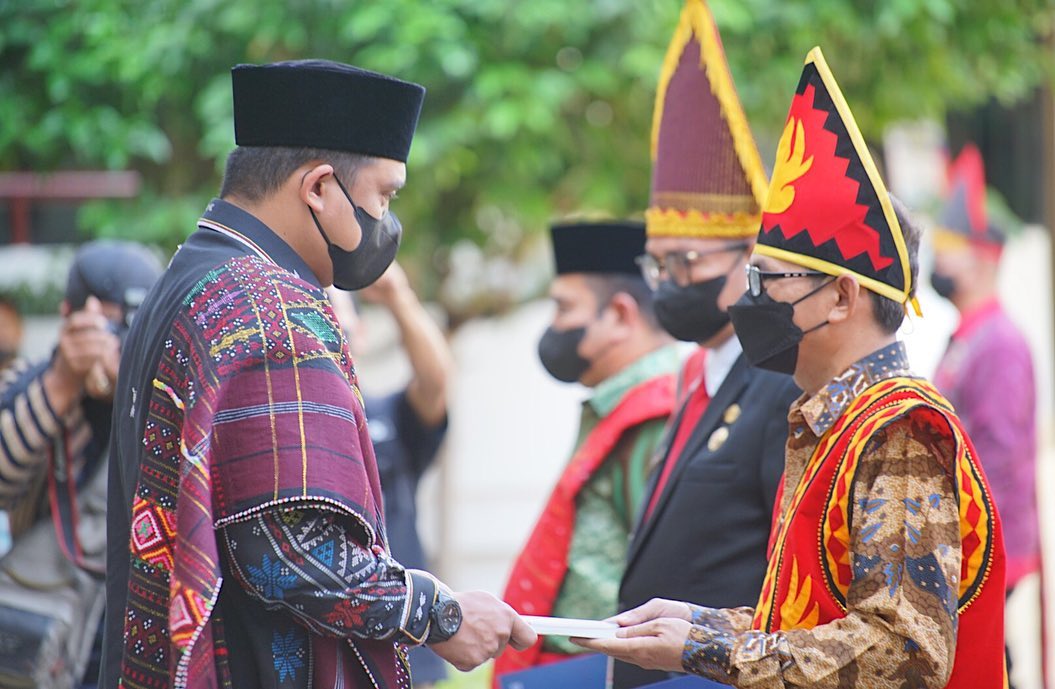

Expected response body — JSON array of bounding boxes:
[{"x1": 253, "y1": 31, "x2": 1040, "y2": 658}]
[{"x1": 707, "y1": 426, "x2": 730, "y2": 452}]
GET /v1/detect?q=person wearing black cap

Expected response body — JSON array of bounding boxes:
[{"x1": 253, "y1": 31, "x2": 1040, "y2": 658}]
[
  {"x1": 493, "y1": 220, "x2": 679, "y2": 681},
  {"x1": 0, "y1": 240, "x2": 161, "y2": 689},
  {"x1": 101, "y1": 60, "x2": 534, "y2": 689}
]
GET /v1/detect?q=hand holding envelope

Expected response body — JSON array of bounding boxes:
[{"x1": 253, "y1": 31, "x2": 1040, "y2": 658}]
[{"x1": 568, "y1": 598, "x2": 694, "y2": 674}]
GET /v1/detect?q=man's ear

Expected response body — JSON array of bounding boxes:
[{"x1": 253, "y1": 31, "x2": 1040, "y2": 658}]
[
  {"x1": 299, "y1": 163, "x2": 335, "y2": 214},
  {"x1": 828, "y1": 274, "x2": 860, "y2": 325},
  {"x1": 607, "y1": 292, "x2": 639, "y2": 332}
]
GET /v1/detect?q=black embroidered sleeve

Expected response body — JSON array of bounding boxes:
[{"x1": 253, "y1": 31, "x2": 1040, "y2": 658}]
[{"x1": 222, "y1": 506, "x2": 438, "y2": 645}]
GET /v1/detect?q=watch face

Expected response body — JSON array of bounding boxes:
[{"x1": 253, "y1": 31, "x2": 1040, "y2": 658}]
[{"x1": 439, "y1": 600, "x2": 462, "y2": 635}]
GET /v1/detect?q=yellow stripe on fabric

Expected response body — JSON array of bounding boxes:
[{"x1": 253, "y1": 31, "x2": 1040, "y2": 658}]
[
  {"x1": 239, "y1": 275, "x2": 282, "y2": 499},
  {"x1": 802, "y1": 47, "x2": 914, "y2": 310},
  {"x1": 273, "y1": 278, "x2": 310, "y2": 495}
]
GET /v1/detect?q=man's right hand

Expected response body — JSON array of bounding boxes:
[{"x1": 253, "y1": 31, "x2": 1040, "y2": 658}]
[{"x1": 428, "y1": 591, "x2": 537, "y2": 672}]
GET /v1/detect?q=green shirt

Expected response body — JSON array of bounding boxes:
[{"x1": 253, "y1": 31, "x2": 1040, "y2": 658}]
[{"x1": 544, "y1": 344, "x2": 681, "y2": 654}]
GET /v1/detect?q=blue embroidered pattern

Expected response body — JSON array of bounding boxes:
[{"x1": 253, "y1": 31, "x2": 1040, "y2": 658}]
[
  {"x1": 247, "y1": 553, "x2": 299, "y2": 600},
  {"x1": 272, "y1": 629, "x2": 306, "y2": 682}
]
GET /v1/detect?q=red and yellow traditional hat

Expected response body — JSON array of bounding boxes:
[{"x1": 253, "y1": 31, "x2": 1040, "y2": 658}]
[
  {"x1": 756, "y1": 47, "x2": 921, "y2": 316},
  {"x1": 646, "y1": 0, "x2": 768, "y2": 239},
  {"x1": 933, "y1": 144, "x2": 1005, "y2": 257}
]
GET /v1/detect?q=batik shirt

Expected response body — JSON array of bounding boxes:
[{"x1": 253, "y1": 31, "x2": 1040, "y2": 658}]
[{"x1": 680, "y1": 342, "x2": 963, "y2": 688}]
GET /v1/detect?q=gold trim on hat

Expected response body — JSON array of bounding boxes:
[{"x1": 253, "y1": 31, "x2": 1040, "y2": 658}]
[
  {"x1": 646, "y1": 207, "x2": 760, "y2": 238},
  {"x1": 753, "y1": 243, "x2": 923, "y2": 317},
  {"x1": 650, "y1": 0, "x2": 768, "y2": 209},
  {"x1": 653, "y1": 191, "x2": 760, "y2": 215}
]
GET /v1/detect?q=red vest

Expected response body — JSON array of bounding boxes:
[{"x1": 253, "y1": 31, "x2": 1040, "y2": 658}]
[
  {"x1": 494, "y1": 374, "x2": 675, "y2": 680},
  {"x1": 753, "y1": 377, "x2": 1006, "y2": 688}
]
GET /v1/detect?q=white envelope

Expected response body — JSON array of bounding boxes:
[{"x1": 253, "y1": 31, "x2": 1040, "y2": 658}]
[{"x1": 522, "y1": 615, "x2": 619, "y2": 639}]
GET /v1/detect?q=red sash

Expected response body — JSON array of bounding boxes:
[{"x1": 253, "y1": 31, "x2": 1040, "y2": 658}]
[
  {"x1": 753, "y1": 377, "x2": 1007, "y2": 688},
  {"x1": 493, "y1": 374, "x2": 676, "y2": 680}
]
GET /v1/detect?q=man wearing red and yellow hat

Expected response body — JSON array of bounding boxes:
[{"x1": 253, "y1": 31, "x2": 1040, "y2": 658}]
[{"x1": 578, "y1": 47, "x2": 1007, "y2": 689}]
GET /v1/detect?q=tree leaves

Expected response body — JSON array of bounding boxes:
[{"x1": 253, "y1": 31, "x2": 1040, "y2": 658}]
[{"x1": 1, "y1": 0, "x2": 1051, "y2": 317}]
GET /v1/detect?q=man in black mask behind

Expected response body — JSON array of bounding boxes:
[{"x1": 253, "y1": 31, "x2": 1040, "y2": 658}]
[
  {"x1": 495, "y1": 220, "x2": 678, "y2": 681},
  {"x1": 612, "y1": 3, "x2": 800, "y2": 686}
]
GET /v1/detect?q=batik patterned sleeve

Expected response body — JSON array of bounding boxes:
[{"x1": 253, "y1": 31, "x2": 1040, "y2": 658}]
[
  {"x1": 222, "y1": 506, "x2": 440, "y2": 646},
  {"x1": 686, "y1": 605, "x2": 756, "y2": 634},
  {"x1": 681, "y1": 415, "x2": 962, "y2": 689},
  {"x1": 0, "y1": 359, "x2": 63, "y2": 506}
]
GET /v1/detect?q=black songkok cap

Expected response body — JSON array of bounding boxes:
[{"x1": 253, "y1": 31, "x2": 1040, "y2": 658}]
[
  {"x1": 232, "y1": 60, "x2": 426, "y2": 163},
  {"x1": 550, "y1": 221, "x2": 647, "y2": 276}
]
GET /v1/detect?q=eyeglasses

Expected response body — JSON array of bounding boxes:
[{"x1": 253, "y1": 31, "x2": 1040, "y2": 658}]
[
  {"x1": 636, "y1": 242, "x2": 750, "y2": 290},
  {"x1": 745, "y1": 264, "x2": 827, "y2": 297}
]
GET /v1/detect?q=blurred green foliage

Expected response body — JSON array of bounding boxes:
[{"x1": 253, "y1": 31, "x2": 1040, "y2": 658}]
[{"x1": 1, "y1": 0, "x2": 1052, "y2": 309}]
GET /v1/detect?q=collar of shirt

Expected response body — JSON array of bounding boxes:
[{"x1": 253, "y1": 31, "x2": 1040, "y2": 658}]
[
  {"x1": 953, "y1": 297, "x2": 1002, "y2": 341},
  {"x1": 587, "y1": 343, "x2": 682, "y2": 418},
  {"x1": 796, "y1": 341, "x2": 913, "y2": 436},
  {"x1": 703, "y1": 334, "x2": 742, "y2": 398},
  {"x1": 198, "y1": 198, "x2": 322, "y2": 289}
]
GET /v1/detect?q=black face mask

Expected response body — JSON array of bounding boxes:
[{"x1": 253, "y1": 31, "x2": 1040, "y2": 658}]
[
  {"x1": 0, "y1": 349, "x2": 16, "y2": 368},
  {"x1": 537, "y1": 326, "x2": 590, "y2": 383},
  {"x1": 930, "y1": 271, "x2": 957, "y2": 301},
  {"x1": 309, "y1": 175, "x2": 402, "y2": 291},
  {"x1": 728, "y1": 279, "x2": 833, "y2": 375},
  {"x1": 653, "y1": 276, "x2": 730, "y2": 343}
]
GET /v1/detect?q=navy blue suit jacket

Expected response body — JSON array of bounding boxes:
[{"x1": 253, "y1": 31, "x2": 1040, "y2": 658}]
[{"x1": 614, "y1": 353, "x2": 800, "y2": 689}]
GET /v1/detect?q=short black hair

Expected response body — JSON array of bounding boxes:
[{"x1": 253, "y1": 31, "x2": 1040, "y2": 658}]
[
  {"x1": 219, "y1": 146, "x2": 372, "y2": 202},
  {"x1": 870, "y1": 196, "x2": 921, "y2": 334},
  {"x1": 583, "y1": 273, "x2": 660, "y2": 330}
]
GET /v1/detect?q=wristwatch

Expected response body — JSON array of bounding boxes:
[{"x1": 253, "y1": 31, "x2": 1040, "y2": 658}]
[{"x1": 428, "y1": 588, "x2": 463, "y2": 643}]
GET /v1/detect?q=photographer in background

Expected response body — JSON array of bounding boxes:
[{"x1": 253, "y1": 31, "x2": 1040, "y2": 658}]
[{"x1": 0, "y1": 240, "x2": 161, "y2": 689}]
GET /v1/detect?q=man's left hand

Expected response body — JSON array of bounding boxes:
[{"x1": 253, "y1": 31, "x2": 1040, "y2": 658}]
[{"x1": 572, "y1": 618, "x2": 691, "y2": 673}]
